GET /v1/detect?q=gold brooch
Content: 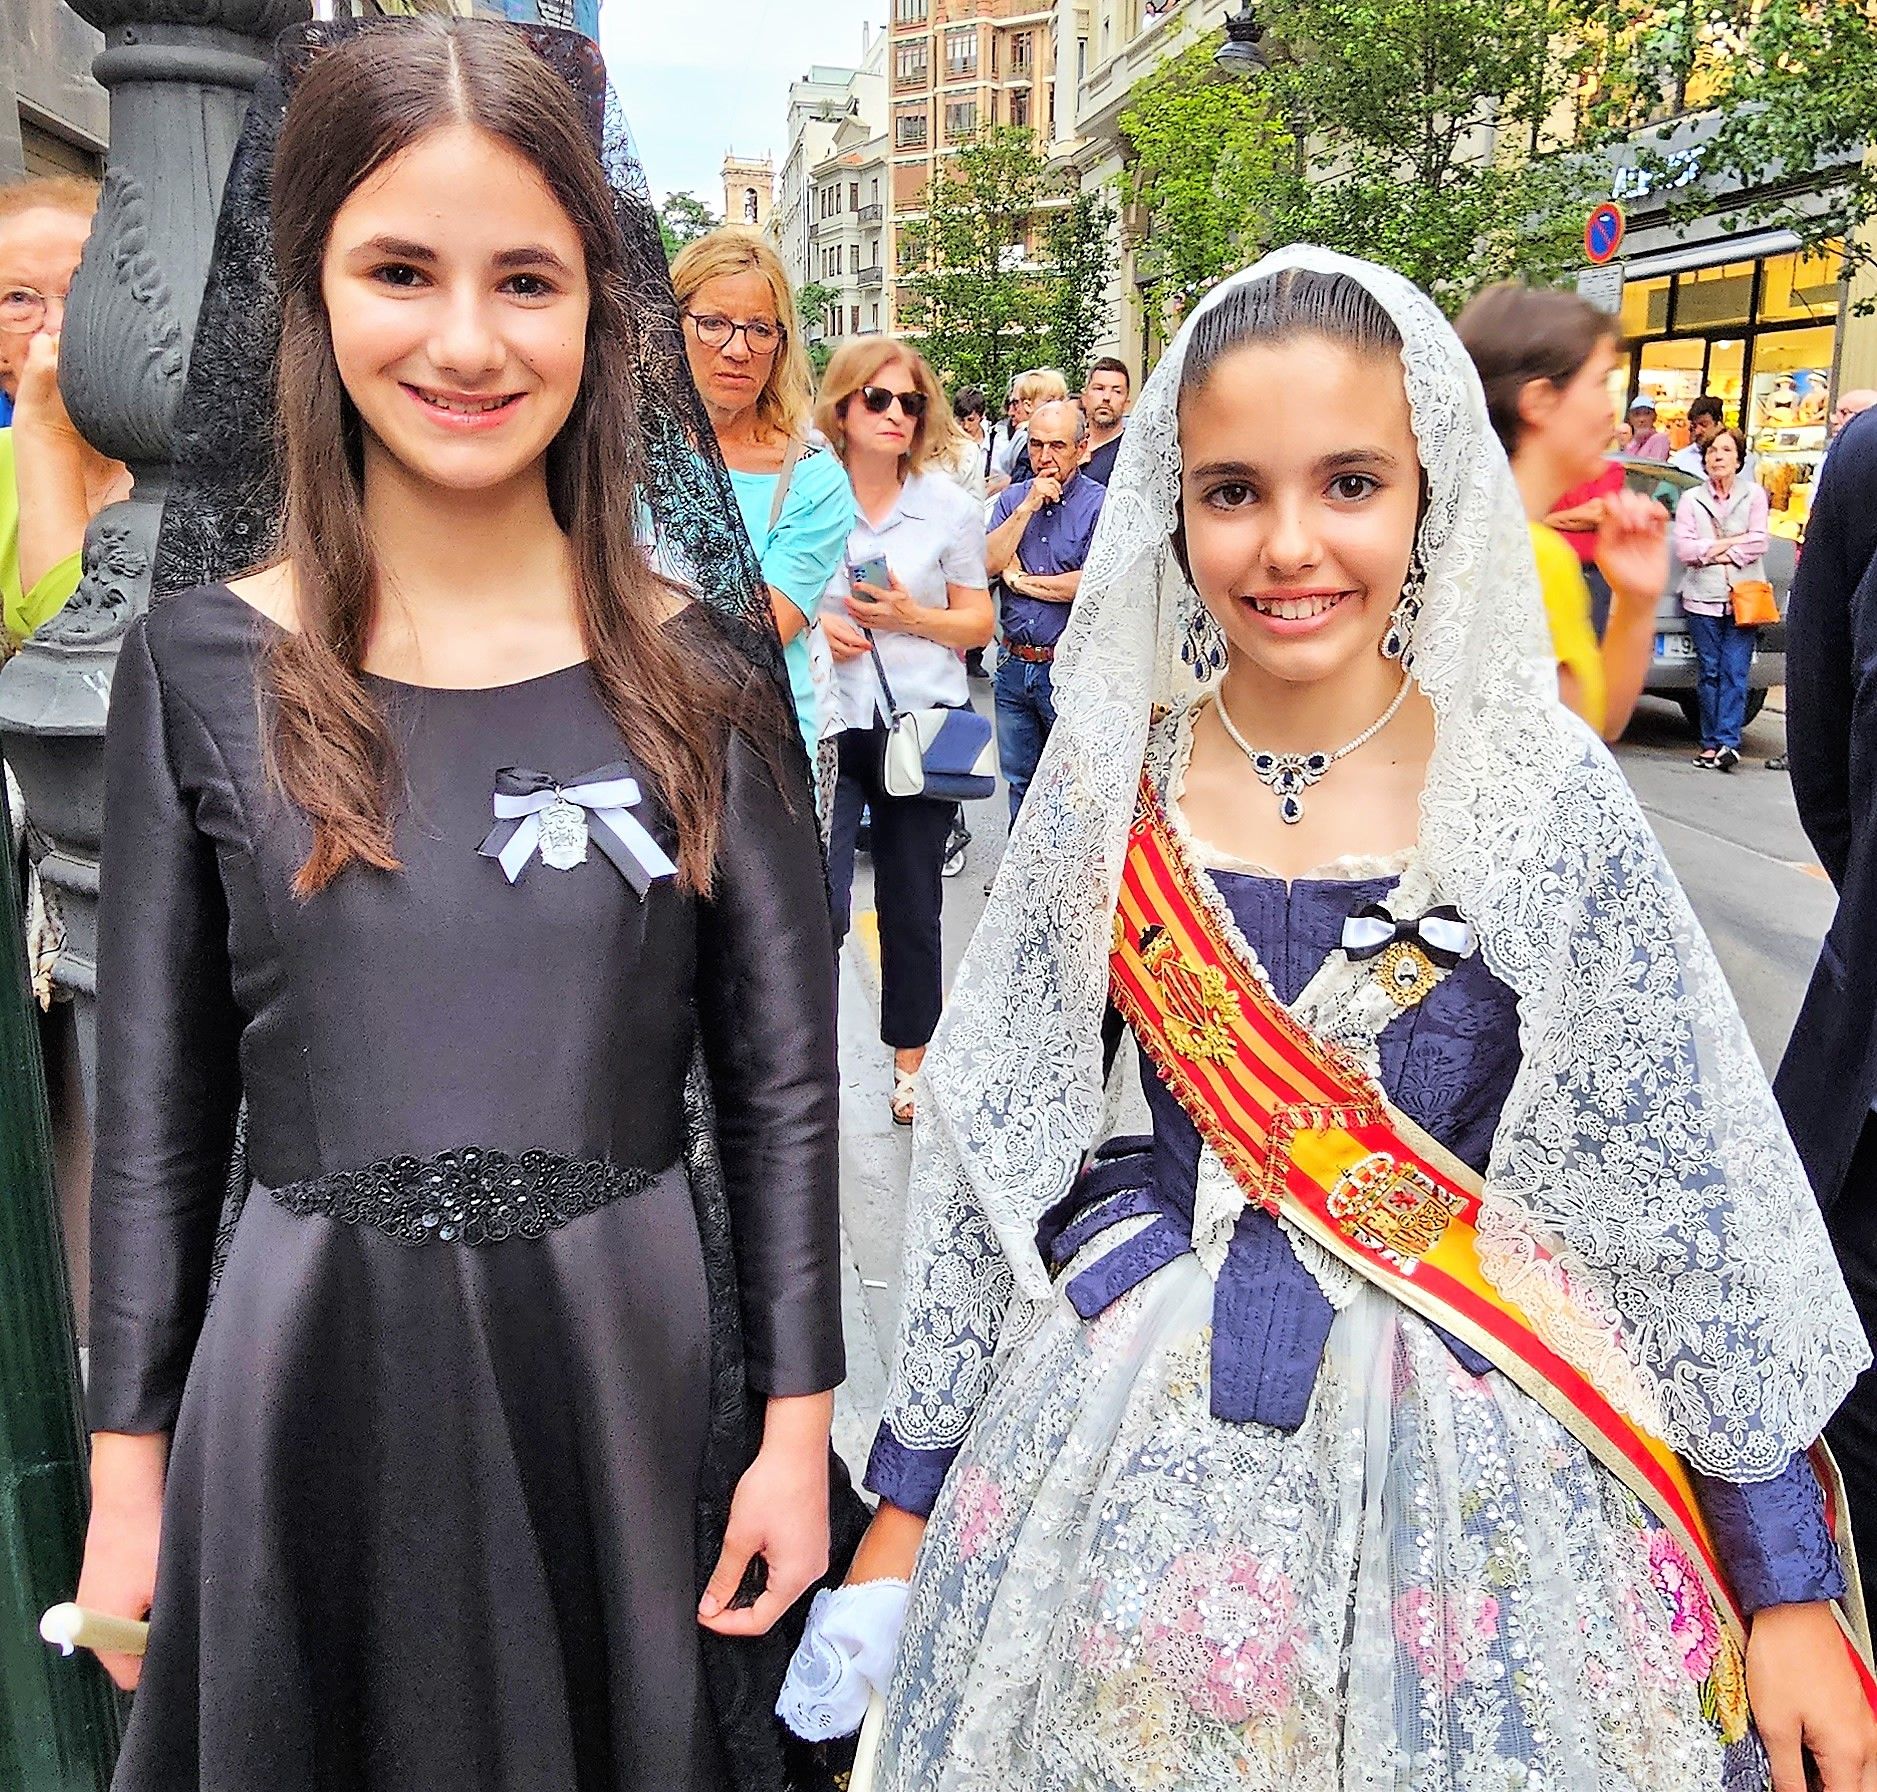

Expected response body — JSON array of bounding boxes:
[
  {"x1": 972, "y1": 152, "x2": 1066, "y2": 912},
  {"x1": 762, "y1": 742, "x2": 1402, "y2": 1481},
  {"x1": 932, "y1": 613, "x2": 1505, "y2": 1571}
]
[
  {"x1": 1374, "y1": 940, "x2": 1440, "y2": 1010},
  {"x1": 1326, "y1": 1150, "x2": 1462, "y2": 1267},
  {"x1": 1141, "y1": 931, "x2": 1241, "y2": 1062}
]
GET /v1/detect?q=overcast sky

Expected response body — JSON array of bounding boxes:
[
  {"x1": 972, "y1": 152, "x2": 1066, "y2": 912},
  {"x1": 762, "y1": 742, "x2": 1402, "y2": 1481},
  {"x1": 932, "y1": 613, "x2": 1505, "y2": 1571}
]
[{"x1": 600, "y1": 1, "x2": 885, "y2": 209}]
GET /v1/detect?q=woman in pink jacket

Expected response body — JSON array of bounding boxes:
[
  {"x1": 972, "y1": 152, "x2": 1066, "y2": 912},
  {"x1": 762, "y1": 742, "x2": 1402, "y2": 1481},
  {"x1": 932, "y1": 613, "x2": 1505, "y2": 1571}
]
[{"x1": 1675, "y1": 425, "x2": 1770, "y2": 771}]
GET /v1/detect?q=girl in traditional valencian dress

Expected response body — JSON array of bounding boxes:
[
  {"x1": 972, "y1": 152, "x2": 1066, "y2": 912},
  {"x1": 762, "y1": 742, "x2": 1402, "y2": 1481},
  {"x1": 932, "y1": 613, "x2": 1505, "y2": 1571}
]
[{"x1": 783, "y1": 251, "x2": 1877, "y2": 1790}]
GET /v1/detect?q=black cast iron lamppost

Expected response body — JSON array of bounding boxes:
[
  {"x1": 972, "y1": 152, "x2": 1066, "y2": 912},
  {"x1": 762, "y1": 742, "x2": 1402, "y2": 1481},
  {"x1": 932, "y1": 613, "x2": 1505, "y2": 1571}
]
[{"x1": 1215, "y1": 0, "x2": 1271, "y2": 74}]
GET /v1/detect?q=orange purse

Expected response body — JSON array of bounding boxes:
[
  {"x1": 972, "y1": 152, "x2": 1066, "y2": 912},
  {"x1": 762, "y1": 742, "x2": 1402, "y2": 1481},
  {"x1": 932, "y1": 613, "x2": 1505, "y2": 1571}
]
[{"x1": 1730, "y1": 579, "x2": 1778, "y2": 627}]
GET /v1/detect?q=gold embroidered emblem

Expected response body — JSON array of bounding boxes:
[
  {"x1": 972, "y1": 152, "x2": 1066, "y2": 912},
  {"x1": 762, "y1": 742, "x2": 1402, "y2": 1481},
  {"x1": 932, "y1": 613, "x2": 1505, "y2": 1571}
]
[
  {"x1": 1112, "y1": 909, "x2": 1128, "y2": 957},
  {"x1": 1325, "y1": 1151, "x2": 1462, "y2": 1268},
  {"x1": 1375, "y1": 939, "x2": 1439, "y2": 1010},
  {"x1": 1141, "y1": 931, "x2": 1241, "y2": 1063}
]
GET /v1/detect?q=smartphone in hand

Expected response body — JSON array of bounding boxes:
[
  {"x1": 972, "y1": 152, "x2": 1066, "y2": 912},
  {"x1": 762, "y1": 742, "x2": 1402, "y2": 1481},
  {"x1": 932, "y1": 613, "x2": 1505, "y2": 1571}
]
[{"x1": 848, "y1": 554, "x2": 890, "y2": 594}]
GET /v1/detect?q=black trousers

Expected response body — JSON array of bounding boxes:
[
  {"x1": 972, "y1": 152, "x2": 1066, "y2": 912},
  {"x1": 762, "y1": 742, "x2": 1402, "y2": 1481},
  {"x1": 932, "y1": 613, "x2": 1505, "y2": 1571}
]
[
  {"x1": 827, "y1": 727, "x2": 953, "y2": 1051},
  {"x1": 1825, "y1": 1116, "x2": 1877, "y2": 1581}
]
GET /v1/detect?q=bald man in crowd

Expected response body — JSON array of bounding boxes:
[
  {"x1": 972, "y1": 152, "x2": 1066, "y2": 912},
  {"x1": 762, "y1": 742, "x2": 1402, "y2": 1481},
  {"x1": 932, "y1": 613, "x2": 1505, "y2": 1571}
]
[
  {"x1": 1822, "y1": 389, "x2": 1877, "y2": 488},
  {"x1": 985, "y1": 397, "x2": 1106, "y2": 822}
]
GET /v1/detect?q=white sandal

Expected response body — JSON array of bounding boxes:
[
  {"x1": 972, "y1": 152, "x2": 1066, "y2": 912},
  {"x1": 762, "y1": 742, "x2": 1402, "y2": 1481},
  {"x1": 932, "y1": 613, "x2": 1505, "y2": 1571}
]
[{"x1": 891, "y1": 1066, "x2": 917, "y2": 1127}]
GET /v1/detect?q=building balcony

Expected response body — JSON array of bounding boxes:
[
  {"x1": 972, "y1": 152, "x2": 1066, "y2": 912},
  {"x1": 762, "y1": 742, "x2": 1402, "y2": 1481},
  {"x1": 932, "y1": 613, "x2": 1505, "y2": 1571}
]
[
  {"x1": 859, "y1": 203, "x2": 884, "y2": 224},
  {"x1": 860, "y1": 265, "x2": 884, "y2": 288}
]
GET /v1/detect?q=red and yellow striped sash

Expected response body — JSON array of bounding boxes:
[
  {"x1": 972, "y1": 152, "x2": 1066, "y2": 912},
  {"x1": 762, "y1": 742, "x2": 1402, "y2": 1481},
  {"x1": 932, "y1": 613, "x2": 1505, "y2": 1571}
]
[{"x1": 1108, "y1": 775, "x2": 1876, "y2": 1732}]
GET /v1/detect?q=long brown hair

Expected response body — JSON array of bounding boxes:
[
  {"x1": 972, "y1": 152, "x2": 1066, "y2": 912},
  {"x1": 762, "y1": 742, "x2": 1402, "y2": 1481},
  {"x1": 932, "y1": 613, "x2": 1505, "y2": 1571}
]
[{"x1": 268, "y1": 20, "x2": 753, "y2": 896}]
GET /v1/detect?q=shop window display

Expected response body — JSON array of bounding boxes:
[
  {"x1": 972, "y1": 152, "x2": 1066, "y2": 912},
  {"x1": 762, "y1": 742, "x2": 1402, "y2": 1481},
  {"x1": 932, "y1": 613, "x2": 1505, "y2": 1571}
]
[{"x1": 1617, "y1": 247, "x2": 1845, "y2": 538}]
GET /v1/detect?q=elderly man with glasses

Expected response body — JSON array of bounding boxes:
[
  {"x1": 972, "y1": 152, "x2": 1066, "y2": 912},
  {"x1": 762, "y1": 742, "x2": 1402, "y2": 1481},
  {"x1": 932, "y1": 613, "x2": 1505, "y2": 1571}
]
[{"x1": 984, "y1": 397, "x2": 1105, "y2": 823}]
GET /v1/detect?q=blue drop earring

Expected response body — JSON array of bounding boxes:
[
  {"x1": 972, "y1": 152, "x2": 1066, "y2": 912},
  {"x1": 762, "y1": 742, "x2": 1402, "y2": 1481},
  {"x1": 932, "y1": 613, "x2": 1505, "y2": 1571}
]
[
  {"x1": 1181, "y1": 602, "x2": 1228, "y2": 676},
  {"x1": 1382, "y1": 548, "x2": 1426, "y2": 663}
]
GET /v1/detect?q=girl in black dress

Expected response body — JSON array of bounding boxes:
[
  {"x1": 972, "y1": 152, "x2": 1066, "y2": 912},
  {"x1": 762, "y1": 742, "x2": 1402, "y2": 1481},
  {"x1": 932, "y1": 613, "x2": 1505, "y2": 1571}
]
[{"x1": 76, "y1": 21, "x2": 842, "y2": 1790}]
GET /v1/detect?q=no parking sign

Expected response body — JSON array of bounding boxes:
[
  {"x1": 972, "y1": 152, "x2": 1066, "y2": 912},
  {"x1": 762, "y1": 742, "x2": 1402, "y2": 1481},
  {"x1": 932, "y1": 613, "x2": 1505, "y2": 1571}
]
[{"x1": 1585, "y1": 202, "x2": 1626, "y2": 265}]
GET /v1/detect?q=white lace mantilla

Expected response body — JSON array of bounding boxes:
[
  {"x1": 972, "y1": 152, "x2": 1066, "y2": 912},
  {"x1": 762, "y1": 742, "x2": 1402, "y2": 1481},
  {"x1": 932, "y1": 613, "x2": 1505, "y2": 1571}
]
[{"x1": 882, "y1": 246, "x2": 1866, "y2": 1481}]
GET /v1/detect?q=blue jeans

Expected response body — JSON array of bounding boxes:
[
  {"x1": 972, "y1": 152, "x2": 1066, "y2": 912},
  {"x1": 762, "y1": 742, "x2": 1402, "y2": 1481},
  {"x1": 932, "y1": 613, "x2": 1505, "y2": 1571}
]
[
  {"x1": 1685, "y1": 610, "x2": 1756, "y2": 750},
  {"x1": 995, "y1": 652, "x2": 1057, "y2": 824}
]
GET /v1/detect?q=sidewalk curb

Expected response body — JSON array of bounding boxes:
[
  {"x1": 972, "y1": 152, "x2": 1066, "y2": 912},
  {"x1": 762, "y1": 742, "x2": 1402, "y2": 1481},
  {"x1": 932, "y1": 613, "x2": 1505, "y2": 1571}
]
[{"x1": 832, "y1": 907, "x2": 892, "y2": 1467}]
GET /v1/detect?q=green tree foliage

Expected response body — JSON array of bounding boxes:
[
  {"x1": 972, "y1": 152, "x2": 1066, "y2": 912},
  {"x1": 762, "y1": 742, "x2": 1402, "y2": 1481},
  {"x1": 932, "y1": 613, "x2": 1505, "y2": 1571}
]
[
  {"x1": 1584, "y1": 0, "x2": 1877, "y2": 290},
  {"x1": 796, "y1": 280, "x2": 841, "y2": 377},
  {"x1": 1117, "y1": 34, "x2": 1291, "y2": 326},
  {"x1": 657, "y1": 191, "x2": 722, "y2": 264},
  {"x1": 898, "y1": 127, "x2": 1115, "y2": 400},
  {"x1": 1122, "y1": 8, "x2": 1603, "y2": 322},
  {"x1": 1120, "y1": 0, "x2": 1877, "y2": 326},
  {"x1": 1046, "y1": 188, "x2": 1121, "y2": 388}
]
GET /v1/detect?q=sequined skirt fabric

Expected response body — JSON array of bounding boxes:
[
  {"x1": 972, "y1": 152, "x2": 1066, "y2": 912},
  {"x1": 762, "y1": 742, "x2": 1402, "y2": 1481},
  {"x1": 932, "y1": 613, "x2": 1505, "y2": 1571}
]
[{"x1": 880, "y1": 1261, "x2": 1769, "y2": 1792}]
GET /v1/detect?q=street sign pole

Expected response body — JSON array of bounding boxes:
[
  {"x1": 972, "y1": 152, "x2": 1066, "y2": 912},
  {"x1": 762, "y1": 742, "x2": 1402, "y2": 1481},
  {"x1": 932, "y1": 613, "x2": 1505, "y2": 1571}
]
[{"x1": 0, "y1": 780, "x2": 120, "y2": 1789}]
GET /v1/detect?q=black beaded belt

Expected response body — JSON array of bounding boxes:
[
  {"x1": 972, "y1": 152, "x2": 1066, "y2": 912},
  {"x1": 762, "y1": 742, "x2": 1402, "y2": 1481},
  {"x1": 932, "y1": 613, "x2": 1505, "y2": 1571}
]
[
  {"x1": 1003, "y1": 640, "x2": 1054, "y2": 664},
  {"x1": 268, "y1": 1147, "x2": 654, "y2": 1247}
]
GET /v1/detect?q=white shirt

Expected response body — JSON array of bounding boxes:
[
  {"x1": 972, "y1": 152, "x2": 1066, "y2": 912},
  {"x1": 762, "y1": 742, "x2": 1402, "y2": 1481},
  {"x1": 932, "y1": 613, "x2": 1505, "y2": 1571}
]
[
  {"x1": 941, "y1": 434, "x2": 989, "y2": 502},
  {"x1": 991, "y1": 423, "x2": 1029, "y2": 481},
  {"x1": 825, "y1": 469, "x2": 989, "y2": 731}
]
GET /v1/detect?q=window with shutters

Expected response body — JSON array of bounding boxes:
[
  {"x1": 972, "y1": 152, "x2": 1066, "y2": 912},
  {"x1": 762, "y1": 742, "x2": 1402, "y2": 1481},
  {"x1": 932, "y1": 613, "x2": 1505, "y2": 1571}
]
[{"x1": 944, "y1": 98, "x2": 978, "y2": 140}]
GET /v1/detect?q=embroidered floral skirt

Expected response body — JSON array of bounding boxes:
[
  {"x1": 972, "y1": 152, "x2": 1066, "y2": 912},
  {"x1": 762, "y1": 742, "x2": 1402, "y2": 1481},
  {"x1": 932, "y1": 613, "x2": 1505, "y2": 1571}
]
[{"x1": 879, "y1": 1260, "x2": 1767, "y2": 1792}]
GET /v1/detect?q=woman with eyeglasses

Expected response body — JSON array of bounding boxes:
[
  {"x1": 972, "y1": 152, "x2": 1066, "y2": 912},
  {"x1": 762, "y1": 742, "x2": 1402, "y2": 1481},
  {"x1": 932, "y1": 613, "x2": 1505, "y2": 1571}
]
[
  {"x1": 671, "y1": 229, "x2": 854, "y2": 810},
  {"x1": 0, "y1": 176, "x2": 131, "y2": 649},
  {"x1": 817, "y1": 340, "x2": 992, "y2": 1126}
]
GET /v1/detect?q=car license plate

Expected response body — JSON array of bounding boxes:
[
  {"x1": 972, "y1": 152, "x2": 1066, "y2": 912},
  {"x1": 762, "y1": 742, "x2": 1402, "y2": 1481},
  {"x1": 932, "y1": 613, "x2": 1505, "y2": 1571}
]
[{"x1": 1655, "y1": 633, "x2": 1698, "y2": 661}]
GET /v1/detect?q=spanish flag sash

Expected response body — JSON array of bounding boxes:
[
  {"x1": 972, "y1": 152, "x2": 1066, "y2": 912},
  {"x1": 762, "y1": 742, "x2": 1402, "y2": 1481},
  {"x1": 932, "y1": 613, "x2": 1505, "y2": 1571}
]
[{"x1": 1107, "y1": 775, "x2": 1876, "y2": 1736}]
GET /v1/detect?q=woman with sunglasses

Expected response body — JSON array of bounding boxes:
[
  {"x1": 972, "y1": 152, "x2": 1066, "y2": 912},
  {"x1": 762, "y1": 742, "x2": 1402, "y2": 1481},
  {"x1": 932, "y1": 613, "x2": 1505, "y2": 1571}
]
[
  {"x1": 672, "y1": 228, "x2": 854, "y2": 801},
  {"x1": 818, "y1": 341, "x2": 992, "y2": 1126}
]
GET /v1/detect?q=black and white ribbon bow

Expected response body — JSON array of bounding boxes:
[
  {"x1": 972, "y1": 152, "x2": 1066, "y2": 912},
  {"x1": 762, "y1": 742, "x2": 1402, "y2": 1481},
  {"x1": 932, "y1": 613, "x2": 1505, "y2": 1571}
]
[
  {"x1": 476, "y1": 763, "x2": 677, "y2": 894},
  {"x1": 1340, "y1": 902, "x2": 1474, "y2": 968}
]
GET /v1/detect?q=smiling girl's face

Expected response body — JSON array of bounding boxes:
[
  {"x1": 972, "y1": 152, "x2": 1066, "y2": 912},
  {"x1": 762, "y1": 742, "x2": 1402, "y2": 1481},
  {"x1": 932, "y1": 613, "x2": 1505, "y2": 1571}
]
[
  {"x1": 321, "y1": 122, "x2": 589, "y2": 498},
  {"x1": 1178, "y1": 334, "x2": 1422, "y2": 690}
]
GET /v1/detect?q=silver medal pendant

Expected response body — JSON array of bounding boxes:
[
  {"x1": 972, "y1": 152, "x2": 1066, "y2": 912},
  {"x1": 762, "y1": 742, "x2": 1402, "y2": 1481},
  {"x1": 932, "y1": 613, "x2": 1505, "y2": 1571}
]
[{"x1": 536, "y1": 798, "x2": 589, "y2": 872}]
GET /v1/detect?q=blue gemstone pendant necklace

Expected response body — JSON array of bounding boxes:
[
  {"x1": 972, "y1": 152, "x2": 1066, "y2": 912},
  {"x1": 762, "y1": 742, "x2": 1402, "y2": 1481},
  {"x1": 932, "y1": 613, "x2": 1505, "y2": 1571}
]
[{"x1": 1215, "y1": 672, "x2": 1412, "y2": 825}]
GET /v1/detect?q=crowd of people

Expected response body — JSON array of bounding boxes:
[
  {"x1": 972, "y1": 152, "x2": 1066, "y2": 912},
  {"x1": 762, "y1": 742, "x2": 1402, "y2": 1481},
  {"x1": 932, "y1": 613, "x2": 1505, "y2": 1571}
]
[
  {"x1": 12, "y1": 15, "x2": 1877, "y2": 1792},
  {"x1": 664, "y1": 222, "x2": 1124, "y2": 1124}
]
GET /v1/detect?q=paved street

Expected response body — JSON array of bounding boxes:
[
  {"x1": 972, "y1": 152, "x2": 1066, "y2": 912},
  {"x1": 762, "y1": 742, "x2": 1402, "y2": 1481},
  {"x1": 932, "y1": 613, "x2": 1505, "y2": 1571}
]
[{"x1": 830, "y1": 686, "x2": 1840, "y2": 1449}]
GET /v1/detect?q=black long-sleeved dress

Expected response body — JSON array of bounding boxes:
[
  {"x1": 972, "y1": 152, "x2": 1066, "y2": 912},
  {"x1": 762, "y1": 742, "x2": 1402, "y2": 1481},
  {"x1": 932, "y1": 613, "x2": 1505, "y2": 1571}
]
[{"x1": 89, "y1": 582, "x2": 844, "y2": 1792}]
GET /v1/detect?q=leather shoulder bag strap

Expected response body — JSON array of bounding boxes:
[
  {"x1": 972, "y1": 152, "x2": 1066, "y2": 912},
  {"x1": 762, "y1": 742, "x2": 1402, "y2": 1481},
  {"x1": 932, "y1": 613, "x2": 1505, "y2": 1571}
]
[
  {"x1": 864, "y1": 630, "x2": 903, "y2": 722},
  {"x1": 767, "y1": 435, "x2": 806, "y2": 535}
]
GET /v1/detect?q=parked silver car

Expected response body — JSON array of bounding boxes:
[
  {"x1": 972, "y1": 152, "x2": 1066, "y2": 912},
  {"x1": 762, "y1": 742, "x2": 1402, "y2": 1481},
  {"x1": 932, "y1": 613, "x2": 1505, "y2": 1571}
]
[{"x1": 1611, "y1": 457, "x2": 1794, "y2": 734}]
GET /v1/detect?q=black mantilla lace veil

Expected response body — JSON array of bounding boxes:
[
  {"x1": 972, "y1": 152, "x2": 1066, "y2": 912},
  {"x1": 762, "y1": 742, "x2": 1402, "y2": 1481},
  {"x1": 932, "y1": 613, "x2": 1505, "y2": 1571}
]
[{"x1": 152, "y1": 22, "x2": 862, "y2": 1789}]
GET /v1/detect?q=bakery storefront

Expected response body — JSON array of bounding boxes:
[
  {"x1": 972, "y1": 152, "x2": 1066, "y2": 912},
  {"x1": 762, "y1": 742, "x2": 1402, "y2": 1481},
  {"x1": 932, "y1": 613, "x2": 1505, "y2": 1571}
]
[
  {"x1": 1618, "y1": 238, "x2": 1841, "y2": 538},
  {"x1": 1592, "y1": 116, "x2": 1860, "y2": 540}
]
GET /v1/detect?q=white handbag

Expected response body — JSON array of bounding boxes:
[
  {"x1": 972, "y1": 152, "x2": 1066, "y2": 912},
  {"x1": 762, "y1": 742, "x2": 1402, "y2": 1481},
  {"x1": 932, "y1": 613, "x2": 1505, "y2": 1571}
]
[{"x1": 868, "y1": 638, "x2": 997, "y2": 802}]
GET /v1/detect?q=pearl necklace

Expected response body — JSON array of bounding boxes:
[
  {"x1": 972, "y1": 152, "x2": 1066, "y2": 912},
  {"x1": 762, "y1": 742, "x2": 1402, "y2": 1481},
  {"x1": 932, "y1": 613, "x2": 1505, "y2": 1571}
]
[{"x1": 1215, "y1": 673, "x2": 1413, "y2": 825}]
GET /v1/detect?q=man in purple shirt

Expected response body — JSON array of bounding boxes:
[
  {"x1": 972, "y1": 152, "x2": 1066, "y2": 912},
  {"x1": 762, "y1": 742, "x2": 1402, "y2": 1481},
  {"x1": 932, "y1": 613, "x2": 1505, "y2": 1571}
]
[{"x1": 985, "y1": 400, "x2": 1107, "y2": 822}]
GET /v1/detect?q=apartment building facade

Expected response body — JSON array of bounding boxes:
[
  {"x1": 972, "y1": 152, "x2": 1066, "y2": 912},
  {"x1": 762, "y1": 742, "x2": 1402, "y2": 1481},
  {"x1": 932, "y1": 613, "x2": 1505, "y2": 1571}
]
[
  {"x1": 0, "y1": 0, "x2": 106, "y2": 180},
  {"x1": 1045, "y1": 0, "x2": 1238, "y2": 373},
  {"x1": 888, "y1": 0, "x2": 1058, "y2": 330},
  {"x1": 776, "y1": 35, "x2": 887, "y2": 347}
]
